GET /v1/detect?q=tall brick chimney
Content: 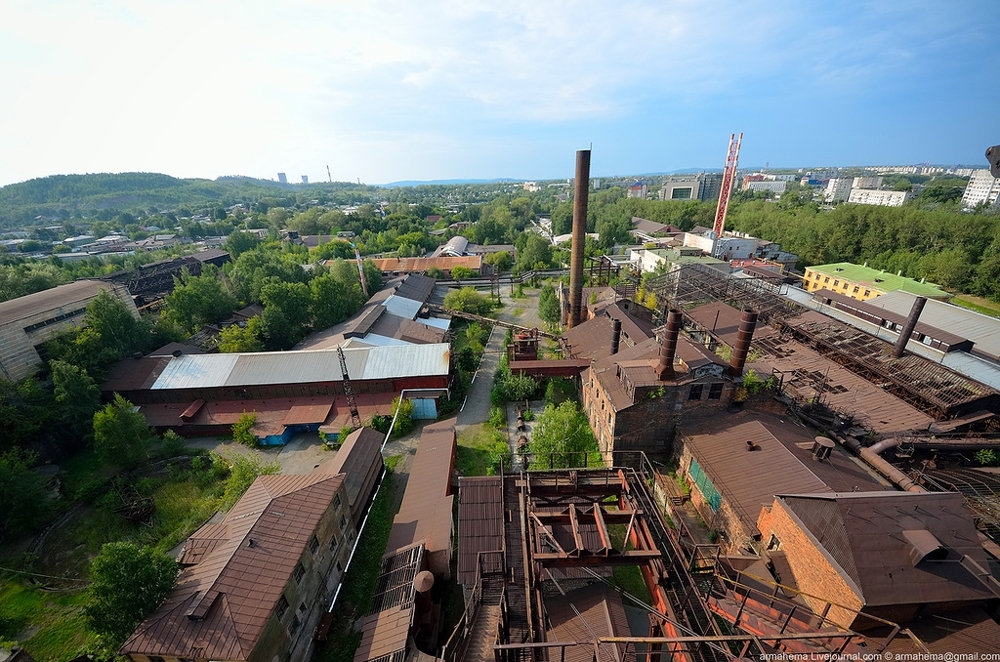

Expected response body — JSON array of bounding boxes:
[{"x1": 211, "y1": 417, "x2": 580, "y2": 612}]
[
  {"x1": 891, "y1": 296, "x2": 927, "y2": 359},
  {"x1": 610, "y1": 318, "x2": 622, "y2": 355},
  {"x1": 728, "y1": 309, "x2": 759, "y2": 378},
  {"x1": 655, "y1": 309, "x2": 683, "y2": 381},
  {"x1": 567, "y1": 149, "x2": 591, "y2": 328}
]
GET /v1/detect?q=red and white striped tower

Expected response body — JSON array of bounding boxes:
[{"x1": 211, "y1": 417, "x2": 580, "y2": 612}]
[{"x1": 712, "y1": 132, "x2": 743, "y2": 238}]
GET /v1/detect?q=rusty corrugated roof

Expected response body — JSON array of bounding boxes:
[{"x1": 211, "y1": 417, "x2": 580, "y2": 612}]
[
  {"x1": 120, "y1": 465, "x2": 345, "y2": 659},
  {"x1": 0, "y1": 279, "x2": 109, "y2": 322},
  {"x1": 543, "y1": 583, "x2": 632, "y2": 662},
  {"x1": 457, "y1": 476, "x2": 505, "y2": 585},
  {"x1": 328, "y1": 427, "x2": 385, "y2": 528},
  {"x1": 687, "y1": 301, "x2": 776, "y2": 348},
  {"x1": 385, "y1": 422, "x2": 456, "y2": 562}
]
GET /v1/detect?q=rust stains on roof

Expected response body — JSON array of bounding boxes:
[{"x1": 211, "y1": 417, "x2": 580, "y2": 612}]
[
  {"x1": 328, "y1": 427, "x2": 384, "y2": 529},
  {"x1": 120, "y1": 464, "x2": 345, "y2": 660}
]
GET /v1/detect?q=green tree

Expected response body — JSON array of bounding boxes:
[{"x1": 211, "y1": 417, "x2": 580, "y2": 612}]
[
  {"x1": 538, "y1": 283, "x2": 561, "y2": 327},
  {"x1": 528, "y1": 401, "x2": 596, "y2": 468},
  {"x1": 310, "y1": 270, "x2": 365, "y2": 330},
  {"x1": 451, "y1": 265, "x2": 475, "y2": 280},
  {"x1": 260, "y1": 281, "x2": 312, "y2": 349},
  {"x1": 516, "y1": 234, "x2": 552, "y2": 272},
  {"x1": 84, "y1": 290, "x2": 145, "y2": 358},
  {"x1": 0, "y1": 376, "x2": 53, "y2": 452},
  {"x1": 444, "y1": 286, "x2": 493, "y2": 315},
  {"x1": 232, "y1": 411, "x2": 258, "y2": 447},
  {"x1": 0, "y1": 448, "x2": 52, "y2": 538},
  {"x1": 218, "y1": 317, "x2": 265, "y2": 352},
  {"x1": 390, "y1": 396, "x2": 415, "y2": 437},
  {"x1": 220, "y1": 452, "x2": 280, "y2": 511},
  {"x1": 92, "y1": 394, "x2": 152, "y2": 466},
  {"x1": 162, "y1": 267, "x2": 238, "y2": 331},
  {"x1": 84, "y1": 542, "x2": 178, "y2": 652},
  {"x1": 484, "y1": 250, "x2": 512, "y2": 272},
  {"x1": 51, "y1": 359, "x2": 101, "y2": 443}
]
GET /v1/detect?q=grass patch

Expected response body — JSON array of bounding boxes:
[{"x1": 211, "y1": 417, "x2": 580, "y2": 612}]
[
  {"x1": 456, "y1": 425, "x2": 507, "y2": 476},
  {"x1": 314, "y1": 472, "x2": 397, "y2": 662},
  {"x1": 384, "y1": 454, "x2": 403, "y2": 472},
  {"x1": 612, "y1": 564, "x2": 653, "y2": 606},
  {"x1": 0, "y1": 575, "x2": 96, "y2": 660},
  {"x1": 953, "y1": 294, "x2": 1000, "y2": 318}
]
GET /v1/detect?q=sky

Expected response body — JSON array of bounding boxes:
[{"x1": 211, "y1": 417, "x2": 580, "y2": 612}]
[{"x1": 1, "y1": 1, "x2": 998, "y2": 187}]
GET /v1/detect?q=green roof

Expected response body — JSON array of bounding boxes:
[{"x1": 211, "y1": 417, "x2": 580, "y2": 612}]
[
  {"x1": 807, "y1": 263, "x2": 951, "y2": 298},
  {"x1": 650, "y1": 249, "x2": 726, "y2": 267}
]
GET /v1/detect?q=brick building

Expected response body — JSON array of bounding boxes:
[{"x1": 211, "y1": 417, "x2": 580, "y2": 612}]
[
  {"x1": 121, "y1": 439, "x2": 383, "y2": 662},
  {"x1": 581, "y1": 309, "x2": 757, "y2": 462},
  {"x1": 757, "y1": 491, "x2": 997, "y2": 630}
]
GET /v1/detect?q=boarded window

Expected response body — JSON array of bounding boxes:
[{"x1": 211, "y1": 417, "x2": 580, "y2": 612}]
[
  {"x1": 276, "y1": 595, "x2": 290, "y2": 619},
  {"x1": 293, "y1": 562, "x2": 305, "y2": 583},
  {"x1": 309, "y1": 535, "x2": 319, "y2": 554}
]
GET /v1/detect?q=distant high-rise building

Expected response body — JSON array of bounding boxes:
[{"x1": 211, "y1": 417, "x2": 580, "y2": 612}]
[
  {"x1": 301, "y1": 175, "x2": 309, "y2": 184},
  {"x1": 823, "y1": 178, "x2": 853, "y2": 202},
  {"x1": 961, "y1": 169, "x2": 1000, "y2": 209},
  {"x1": 277, "y1": 172, "x2": 287, "y2": 184},
  {"x1": 697, "y1": 172, "x2": 722, "y2": 202},
  {"x1": 627, "y1": 182, "x2": 648, "y2": 199}
]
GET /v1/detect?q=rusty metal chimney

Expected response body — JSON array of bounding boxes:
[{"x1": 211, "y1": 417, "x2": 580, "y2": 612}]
[
  {"x1": 728, "y1": 309, "x2": 759, "y2": 377},
  {"x1": 891, "y1": 296, "x2": 927, "y2": 359},
  {"x1": 610, "y1": 318, "x2": 622, "y2": 355},
  {"x1": 655, "y1": 309, "x2": 683, "y2": 380},
  {"x1": 567, "y1": 149, "x2": 591, "y2": 328}
]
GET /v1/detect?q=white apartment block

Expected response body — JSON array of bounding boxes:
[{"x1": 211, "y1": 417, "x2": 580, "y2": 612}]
[
  {"x1": 824, "y1": 178, "x2": 853, "y2": 202},
  {"x1": 848, "y1": 188, "x2": 911, "y2": 207},
  {"x1": 746, "y1": 181, "x2": 787, "y2": 194},
  {"x1": 852, "y1": 176, "x2": 883, "y2": 189},
  {"x1": 961, "y1": 170, "x2": 1000, "y2": 209}
]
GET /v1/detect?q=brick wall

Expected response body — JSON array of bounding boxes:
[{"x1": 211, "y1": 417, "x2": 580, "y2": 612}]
[{"x1": 757, "y1": 500, "x2": 864, "y2": 628}]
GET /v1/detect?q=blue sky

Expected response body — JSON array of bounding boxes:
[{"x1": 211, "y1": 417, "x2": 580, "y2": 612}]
[{"x1": 1, "y1": 1, "x2": 997, "y2": 187}]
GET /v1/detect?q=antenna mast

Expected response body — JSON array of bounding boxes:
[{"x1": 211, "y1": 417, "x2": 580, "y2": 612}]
[{"x1": 712, "y1": 132, "x2": 743, "y2": 238}]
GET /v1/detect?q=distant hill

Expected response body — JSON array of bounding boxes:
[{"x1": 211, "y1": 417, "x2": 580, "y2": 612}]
[{"x1": 0, "y1": 173, "x2": 375, "y2": 228}]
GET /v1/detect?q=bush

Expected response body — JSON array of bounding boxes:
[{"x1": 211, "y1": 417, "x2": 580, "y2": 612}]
[
  {"x1": 489, "y1": 406, "x2": 506, "y2": 429},
  {"x1": 160, "y1": 430, "x2": 186, "y2": 457},
  {"x1": 232, "y1": 411, "x2": 258, "y2": 447},
  {"x1": 391, "y1": 397, "x2": 415, "y2": 437}
]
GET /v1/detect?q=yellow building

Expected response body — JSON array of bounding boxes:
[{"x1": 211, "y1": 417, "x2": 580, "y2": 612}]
[{"x1": 802, "y1": 263, "x2": 950, "y2": 302}]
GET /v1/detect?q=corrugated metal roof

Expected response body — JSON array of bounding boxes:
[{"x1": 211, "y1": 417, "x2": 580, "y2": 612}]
[
  {"x1": 392, "y1": 274, "x2": 436, "y2": 303},
  {"x1": 382, "y1": 295, "x2": 421, "y2": 320},
  {"x1": 0, "y1": 279, "x2": 109, "y2": 323},
  {"x1": 328, "y1": 428, "x2": 384, "y2": 528},
  {"x1": 386, "y1": 422, "x2": 456, "y2": 571},
  {"x1": 149, "y1": 344, "x2": 450, "y2": 390},
  {"x1": 869, "y1": 290, "x2": 1000, "y2": 361},
  {"x1": 417, "y1": 316, "x2": 451, "y2": 330},
  {"x1": 544, "y1": 583, "x2": 631, "y2": 662},
  {"x1": 457, "y1": 476, "x2": 504, "y2": 585}
]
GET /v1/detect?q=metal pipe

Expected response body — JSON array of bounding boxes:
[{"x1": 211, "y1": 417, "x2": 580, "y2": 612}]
[
  {"x1": 610, "y1": 318, "x2": 622, "y2": 355},
  {"x1": 892, "y1": 296, "x2": 926, "y2": 359},
  {"x1": 728, "y1": 309, "x2": 759, "y2": 377},
  {"x1": 655, "y1": 309, "x2": 682, "y2": 380},
  {"x1": 568, "y1": 149, "x2": 591, "y2": 329}
]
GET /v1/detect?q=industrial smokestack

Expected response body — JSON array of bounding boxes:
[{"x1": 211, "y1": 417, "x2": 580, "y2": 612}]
[
  {"x1": 610, "y1": 318, "x2": 622, "y2": 355},
  {"x1": 891, "y1": 296, "x2": 927, "y2": 359},
  {"x1": 567, "y1": 149, "x2": 591, "y2": 328},
  {"x1": 655, "y1": 309, "x2": 683, "y2": 380},
  {"x1": 728, "y1": 309, "x2": 759, "y2": 377}
]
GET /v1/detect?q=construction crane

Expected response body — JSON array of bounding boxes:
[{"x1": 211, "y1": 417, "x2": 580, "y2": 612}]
[
  {"x1": 712, "y1": 132, "x2": 743, "y2": 238},
  {"x1": 337, "y1": 344, "x2": 362, "y2": 429}
]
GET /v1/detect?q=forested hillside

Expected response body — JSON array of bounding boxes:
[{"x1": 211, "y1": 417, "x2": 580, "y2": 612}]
[{"x1": 0, "y1": 173, "x2": 379, "y2": 227}]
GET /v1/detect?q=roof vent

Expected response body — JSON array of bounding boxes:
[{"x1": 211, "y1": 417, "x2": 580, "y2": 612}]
[
  {"x1": 902, "y1": 529, "x2": 948, "y2": 565},
  {"x1": 746, "y1": 440, "x2": 758, "y2": 452},
  {"x1": 248, "y1": 538, "x2": 257, "y2": 548},
  {"x1": 812, "y1": 436, "x2": 835, "y2": 462}
]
